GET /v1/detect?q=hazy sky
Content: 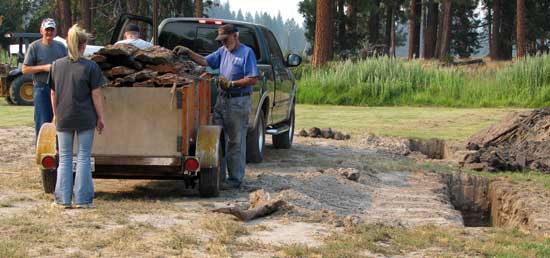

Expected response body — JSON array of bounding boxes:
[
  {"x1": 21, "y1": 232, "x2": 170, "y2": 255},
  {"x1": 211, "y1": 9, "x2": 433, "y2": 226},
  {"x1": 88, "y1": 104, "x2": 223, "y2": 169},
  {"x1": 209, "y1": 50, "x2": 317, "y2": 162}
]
[{"x1": 222, "y1": 0, "x2": 305, "y2": 25}]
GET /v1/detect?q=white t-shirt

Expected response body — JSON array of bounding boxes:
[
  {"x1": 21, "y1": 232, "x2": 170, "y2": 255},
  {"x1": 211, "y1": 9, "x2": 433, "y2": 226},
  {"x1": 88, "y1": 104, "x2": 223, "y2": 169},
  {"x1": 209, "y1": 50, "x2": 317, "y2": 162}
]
[{"x1": 115, "y1": 38, "x2": 153, "y2": 49}]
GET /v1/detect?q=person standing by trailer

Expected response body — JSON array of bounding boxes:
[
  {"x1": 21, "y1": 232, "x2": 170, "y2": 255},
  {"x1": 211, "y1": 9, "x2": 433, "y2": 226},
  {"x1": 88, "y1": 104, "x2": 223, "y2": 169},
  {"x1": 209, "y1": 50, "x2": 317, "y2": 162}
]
[
  {"x1": 173, "y1": 24, "x2": 259, "y2": 189},
  {"x1": 49, "y1": 24, "x2": 107, "y2": 209},
  {"x1": 22, "y1": 18, "x2": 67, "y2": 141},
  {"x1": 115, "y1": 24, "x2": 153, "y2": 49}
]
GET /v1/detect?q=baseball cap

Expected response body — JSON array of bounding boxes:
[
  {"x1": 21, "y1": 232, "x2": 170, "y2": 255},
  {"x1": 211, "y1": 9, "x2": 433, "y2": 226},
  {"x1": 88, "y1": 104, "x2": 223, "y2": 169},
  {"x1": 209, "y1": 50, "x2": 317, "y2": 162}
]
[
  {"x1": 41, "y1": 18, "x2": 56, "y2": 30},
  {"x1": 215, "y1": 24, "x2": 238, "y2": 41},
  {"x1": 125, "y1": 24, "x2": 140, "y2": 33}
]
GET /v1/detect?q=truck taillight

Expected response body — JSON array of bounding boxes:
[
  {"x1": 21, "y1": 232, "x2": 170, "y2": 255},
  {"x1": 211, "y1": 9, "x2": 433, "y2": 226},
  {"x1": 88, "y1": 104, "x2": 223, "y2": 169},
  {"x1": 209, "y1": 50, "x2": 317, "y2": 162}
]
[
  {"x1": 198, "y1": 19, "x2": 223, "y2": 25},
  {"x1": 184, "y1": 158, "x2": 199, "y2": 171},
  {"x1": 41, "y1": 156, "x2": 56, "y2": 169}
]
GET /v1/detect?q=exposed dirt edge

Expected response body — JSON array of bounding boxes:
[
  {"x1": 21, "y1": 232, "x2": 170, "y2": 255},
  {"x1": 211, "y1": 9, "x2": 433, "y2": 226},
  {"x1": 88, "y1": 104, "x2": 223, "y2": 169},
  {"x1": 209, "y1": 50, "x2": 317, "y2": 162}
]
[{"x1": 489, "y1": 180, "x2": 550, "y2": 236}]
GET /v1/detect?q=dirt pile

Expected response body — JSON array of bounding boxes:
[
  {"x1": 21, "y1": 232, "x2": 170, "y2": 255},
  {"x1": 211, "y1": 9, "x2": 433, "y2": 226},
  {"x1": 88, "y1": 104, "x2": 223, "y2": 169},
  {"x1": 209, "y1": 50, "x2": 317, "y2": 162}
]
[
  {"x1": 92, "y1": 44, "x2": 205, "y2": 88},
  {"x1": 461, "y1": 108, "x2": 550, "y2": 173}
]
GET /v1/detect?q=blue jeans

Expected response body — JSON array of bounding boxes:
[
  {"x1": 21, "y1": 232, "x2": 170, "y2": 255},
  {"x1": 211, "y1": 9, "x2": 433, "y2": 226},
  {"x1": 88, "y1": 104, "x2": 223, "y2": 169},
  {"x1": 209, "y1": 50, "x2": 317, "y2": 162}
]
[
  {"x1": 34, "y1": 83, "x2": 53, "y2": 142},
  {"x1": 213, "y1": 95, "x2": 251, "y2": 186},
  {"x1": 55, "y1": 129, "x2": 95, "y2": 205}
]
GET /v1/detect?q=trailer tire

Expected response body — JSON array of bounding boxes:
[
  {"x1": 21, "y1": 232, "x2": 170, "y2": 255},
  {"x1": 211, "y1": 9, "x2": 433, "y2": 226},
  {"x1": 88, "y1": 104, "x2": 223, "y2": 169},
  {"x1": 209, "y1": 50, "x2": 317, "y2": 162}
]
[
  {"x1": 9, "y1": 75, "x2": 34, "y2": 106},
  {"x1": 199, "y1": 143, "x2": 222, "y2": 198},
  {"x1": 246, "y1": 109, "x2": 265, "y2": 163},
  {"x1": 41, "y1": 169, "x2": 56, "y2": 194},
  {"x1": 273, "y1": 107, "x2": 295, "y2": 149},
  {"x1": 4, "y1": 96, "x2": 14, "y2": 104}
]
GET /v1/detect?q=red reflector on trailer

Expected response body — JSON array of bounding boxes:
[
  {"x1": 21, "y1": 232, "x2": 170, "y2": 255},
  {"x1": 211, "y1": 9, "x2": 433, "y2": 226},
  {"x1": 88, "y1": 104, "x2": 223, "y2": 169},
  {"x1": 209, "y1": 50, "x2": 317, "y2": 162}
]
[
  {"x1": 198, "y1": 19, "x2": 207, "y2": 24},
  {"x1": 41, "y1": 156, "x2": 56, "y2": 169},
  {"x1": 214, "y1": 20, "x2": 223, "y2": 25},
  {"x1": 184, "y1": 158, "x2": 200, "y2": 171}
]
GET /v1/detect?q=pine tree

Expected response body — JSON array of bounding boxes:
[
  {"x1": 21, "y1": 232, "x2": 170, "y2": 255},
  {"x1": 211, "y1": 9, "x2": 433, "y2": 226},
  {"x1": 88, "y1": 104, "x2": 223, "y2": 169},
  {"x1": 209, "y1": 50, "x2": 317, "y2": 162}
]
[{"x1": 312, "y1": 0, "x2": 333, "y2": 67}]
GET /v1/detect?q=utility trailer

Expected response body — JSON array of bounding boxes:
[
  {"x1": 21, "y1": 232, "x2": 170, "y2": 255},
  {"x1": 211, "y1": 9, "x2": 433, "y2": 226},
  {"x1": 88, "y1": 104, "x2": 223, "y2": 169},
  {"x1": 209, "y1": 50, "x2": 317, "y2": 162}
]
[{"x1": 36, "y1": 78, "x2": 225, "y2": 197}]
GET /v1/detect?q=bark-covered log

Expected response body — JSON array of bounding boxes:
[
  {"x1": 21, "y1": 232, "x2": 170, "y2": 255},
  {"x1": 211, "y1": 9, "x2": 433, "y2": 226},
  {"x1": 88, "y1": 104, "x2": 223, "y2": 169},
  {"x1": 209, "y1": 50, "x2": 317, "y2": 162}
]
[
  {"x1": 212, "y1": 190, "x2": 286, "y2": 221},
  {"x1": 97, "y1": 43, "x2": 139, "y2": 57},
  {"x1": 132, "y1": 69, "x2": 158, "y2": 81},
  {"x1": 110, "y1": 66, "x2": 137, "y2": 77},
  {"x1": 135, "y1": 46, "x2": 175, "y2": 65},
  {"x1": 133, "y1": 80, "x2": 156, "y2": 87},
  {"x1": 91, "y1": 54, "x2": 107, "y2": 63},
  {"x1": 147, "y1": 64, "x2": 177, "y2": 74},
  {"x1": 153, "y1": 73, "x2": 192, "y2": 86}
]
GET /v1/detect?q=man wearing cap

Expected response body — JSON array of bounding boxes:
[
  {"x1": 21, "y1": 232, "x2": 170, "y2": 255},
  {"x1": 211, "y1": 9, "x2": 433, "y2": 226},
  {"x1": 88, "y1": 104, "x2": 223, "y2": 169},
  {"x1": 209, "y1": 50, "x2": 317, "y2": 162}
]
[
  {"x1": 22, "y1": 18, "x2": 67, "y2": 141},
  {"x1": 115, "y1": 24, "x2": 153, "y2": 49},
  {"x1": 173, "y1": 24, "x2": 259, "y2": 189}
]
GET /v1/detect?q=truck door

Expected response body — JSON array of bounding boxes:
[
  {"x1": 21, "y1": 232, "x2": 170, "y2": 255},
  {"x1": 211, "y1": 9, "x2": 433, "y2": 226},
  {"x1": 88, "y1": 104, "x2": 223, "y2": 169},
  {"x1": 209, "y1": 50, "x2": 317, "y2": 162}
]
[
  {"x1": 110, "y1": 14, "x2": 153, "y2": 44},
  {"x1": 263, "y1": 29, "x2": 291, "y2": 125}
]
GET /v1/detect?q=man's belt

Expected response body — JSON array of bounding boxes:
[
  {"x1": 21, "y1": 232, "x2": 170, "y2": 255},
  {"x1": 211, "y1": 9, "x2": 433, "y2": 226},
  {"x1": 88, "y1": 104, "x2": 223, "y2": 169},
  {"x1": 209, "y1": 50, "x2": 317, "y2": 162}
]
[{"x1": 219, "y1": 91, "x2": 250, "y2": 98}]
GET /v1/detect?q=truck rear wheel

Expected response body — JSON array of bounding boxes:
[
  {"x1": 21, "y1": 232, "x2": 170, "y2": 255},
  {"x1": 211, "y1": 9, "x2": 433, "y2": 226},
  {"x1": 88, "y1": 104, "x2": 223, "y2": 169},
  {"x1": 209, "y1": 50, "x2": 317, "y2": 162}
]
[
  {"x1": 9, "y1": 74, "x2": 34, "y2": 106},
  {"x1": 247, "y1": 110, "x2": 265, "y2": 163},
  {"x1": 41, "y1": 169, "x2": 56, "y2": 194},
  {"x1": 273, "y1": 108, "x2": 295, "y2": 149},
  {"x1": 199, "y1": 143, "x2": 222, "y2": 197}
]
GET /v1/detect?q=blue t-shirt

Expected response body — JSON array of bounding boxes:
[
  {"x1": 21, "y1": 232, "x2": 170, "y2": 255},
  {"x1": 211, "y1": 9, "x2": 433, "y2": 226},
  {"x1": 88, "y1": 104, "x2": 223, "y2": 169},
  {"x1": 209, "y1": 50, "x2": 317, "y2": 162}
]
[{"x1": 205, "y1": 44, "x2": 259, "y2": 93}]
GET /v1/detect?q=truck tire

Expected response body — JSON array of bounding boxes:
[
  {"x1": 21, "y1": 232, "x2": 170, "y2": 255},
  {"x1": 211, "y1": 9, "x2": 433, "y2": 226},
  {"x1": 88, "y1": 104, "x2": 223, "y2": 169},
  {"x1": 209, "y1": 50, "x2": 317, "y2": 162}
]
[
  {"x1": 246, "y1": 109, "x2": 265, "y2": 163},
  {"x1": 273, "y1": 108, "x2": 295, "y2": 149},
  {"x1": 199, "y1": 143, "x2": 222, "y2": 197},
  {"x1": 9, "y1": 75, "x2": 34, "y2": 106},
  {"x1": 41, "y1": 169, "x2": 56, "y2": 194}
]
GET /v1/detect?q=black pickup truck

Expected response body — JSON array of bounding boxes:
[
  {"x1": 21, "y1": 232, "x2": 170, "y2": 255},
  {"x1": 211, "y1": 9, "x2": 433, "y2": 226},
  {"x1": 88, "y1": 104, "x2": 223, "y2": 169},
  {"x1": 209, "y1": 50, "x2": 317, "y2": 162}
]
[{"x1": 112, "y1": 15, "x2": 302, "y2": 163}]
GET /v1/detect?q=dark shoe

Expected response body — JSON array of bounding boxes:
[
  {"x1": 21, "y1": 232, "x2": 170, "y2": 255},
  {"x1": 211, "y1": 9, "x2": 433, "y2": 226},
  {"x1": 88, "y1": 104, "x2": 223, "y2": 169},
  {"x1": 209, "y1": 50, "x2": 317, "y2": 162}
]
[{"x1": 220, "y1": 181, "x2": 241, "y2": 190}]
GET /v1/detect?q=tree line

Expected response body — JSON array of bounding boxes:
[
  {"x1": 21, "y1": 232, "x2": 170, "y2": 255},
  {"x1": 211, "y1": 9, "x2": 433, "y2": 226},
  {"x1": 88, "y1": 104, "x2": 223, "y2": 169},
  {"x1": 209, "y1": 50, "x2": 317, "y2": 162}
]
[
  {"x1": 306, "y1": 0, "x2": 550, "y2": 67},
  {"x1": 0, "y1": 0, "x2": 307, "y2": 55}
]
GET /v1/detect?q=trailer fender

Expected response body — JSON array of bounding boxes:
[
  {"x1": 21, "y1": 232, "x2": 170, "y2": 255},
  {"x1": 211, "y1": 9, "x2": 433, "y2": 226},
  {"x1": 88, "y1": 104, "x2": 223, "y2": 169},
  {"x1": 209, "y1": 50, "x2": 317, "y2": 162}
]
[
  {"x1": 196, "y1": 125, "x2": 223, "y2": 169},
  {"x1": 36, "y1": 123, "x2": 57, "y2": 165}
]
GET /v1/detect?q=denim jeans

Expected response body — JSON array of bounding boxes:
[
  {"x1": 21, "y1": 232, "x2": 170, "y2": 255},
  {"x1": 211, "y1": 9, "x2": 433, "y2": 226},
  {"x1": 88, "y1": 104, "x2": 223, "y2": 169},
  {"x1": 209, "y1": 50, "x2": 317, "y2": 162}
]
[
  {"x1": 213, "y1": 95, "x2": 251, "y2": 186},
  {"x1": 55, "y1": 129, "x2": 95, "y2": 205},
  {"x1": 33, "y1": 83, "x2": 53, "y2": 142}
]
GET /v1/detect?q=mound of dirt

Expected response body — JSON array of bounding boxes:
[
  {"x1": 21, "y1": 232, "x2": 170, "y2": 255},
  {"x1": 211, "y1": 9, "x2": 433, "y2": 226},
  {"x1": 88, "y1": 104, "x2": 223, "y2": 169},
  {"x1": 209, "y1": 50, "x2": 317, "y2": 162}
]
[{"x1": 461, "y1": 108, "x2": 550, "y2": 173}]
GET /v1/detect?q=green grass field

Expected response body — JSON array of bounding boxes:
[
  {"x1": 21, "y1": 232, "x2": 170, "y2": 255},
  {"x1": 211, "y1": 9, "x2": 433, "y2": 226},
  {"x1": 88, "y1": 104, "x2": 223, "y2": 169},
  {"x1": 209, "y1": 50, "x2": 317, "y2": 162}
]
[
  {"x1": 0, "y1": 98, "x2": 33, "y2": 128},
  {"x1": 296, "y1": 55, "x2": 550, "y2": 108}
]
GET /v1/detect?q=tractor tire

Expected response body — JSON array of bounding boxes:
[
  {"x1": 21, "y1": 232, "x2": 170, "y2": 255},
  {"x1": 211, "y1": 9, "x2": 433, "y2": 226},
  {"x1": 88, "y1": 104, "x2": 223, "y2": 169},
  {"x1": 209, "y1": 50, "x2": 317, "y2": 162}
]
[
  {"x1": 273, "y1": 108, "x2": 295, "y2": 149},
  {"x1": 9, "y1": 74, "x2": 34, "y2": 106},
  {"x1": 41, "y1": 169, "x2": 57, "y2": 194},
  {"x1": 199, "y1": 143, "x2": 222, "y2": 198},
  {"x1": 246, "y1": 109, "x2": 265, "y2": 163}
]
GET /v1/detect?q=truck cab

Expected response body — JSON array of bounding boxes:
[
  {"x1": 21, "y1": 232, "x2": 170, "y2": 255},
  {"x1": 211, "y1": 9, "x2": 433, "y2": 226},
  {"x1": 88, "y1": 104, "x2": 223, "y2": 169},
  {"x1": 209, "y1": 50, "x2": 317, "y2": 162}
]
[{"x1": 112, "y1": 15, "x2": 302, "y2": 162}]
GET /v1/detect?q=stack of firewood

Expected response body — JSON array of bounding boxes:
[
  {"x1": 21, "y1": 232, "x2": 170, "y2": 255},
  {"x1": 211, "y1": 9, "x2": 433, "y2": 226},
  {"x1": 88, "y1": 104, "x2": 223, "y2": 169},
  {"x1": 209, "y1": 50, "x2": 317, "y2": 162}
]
[{"x1": 91, "y1": 44, "x2": 206, "y2": 88}]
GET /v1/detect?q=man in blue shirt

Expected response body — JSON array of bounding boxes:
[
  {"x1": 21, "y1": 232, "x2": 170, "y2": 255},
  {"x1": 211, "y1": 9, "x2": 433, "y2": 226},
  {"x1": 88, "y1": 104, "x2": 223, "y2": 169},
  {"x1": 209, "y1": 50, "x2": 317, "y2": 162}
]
[{"x1": 174, "y1": 24, "x2": 259, "y2": 189}]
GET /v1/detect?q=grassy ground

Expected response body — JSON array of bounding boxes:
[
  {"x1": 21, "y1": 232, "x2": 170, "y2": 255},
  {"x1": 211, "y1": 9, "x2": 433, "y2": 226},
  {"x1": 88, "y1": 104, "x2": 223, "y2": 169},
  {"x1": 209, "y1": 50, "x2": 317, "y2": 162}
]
[
  {"x1": 0, "y1": 98, "x2": 33, "y2": 128},
  {"x1": 296, "y1": 104, "x2": 518, "y2": 140}
]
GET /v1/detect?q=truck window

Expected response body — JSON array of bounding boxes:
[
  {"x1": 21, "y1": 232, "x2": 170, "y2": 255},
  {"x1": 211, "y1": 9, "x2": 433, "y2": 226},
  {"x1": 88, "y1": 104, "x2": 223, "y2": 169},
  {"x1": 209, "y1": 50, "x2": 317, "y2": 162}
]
[
  {"x1": 263, "y1": 29, "x2": 285, "y2": 66},
  {"x1": 159, "y1": 21, "x2": 261, "y2": 60}
]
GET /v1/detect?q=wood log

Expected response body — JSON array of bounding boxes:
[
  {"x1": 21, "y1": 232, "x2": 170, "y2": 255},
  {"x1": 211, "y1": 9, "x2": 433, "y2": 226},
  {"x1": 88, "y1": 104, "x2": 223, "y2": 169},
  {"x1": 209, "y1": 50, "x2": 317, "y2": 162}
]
[
  {"x1": 153, "y1": 73, "x2": 192, "y2": 86},
  {"x1": 110, "y1": 66, "x2": 137, "y2": 77},
  {"x1": 212, "y1": 189, "x2": 286, "y2": 221},
  {"x1": 147, "y1": 64, "x2": 177, "y2": 74},
  {"x1": 97, "y1": 43, "x2": 139, "y2": 57},
  {"x1": 135, "y1": 46, "x2": 175, "y2": 65},
  {"x1": 90, "y1": 54, "x2": 107, "y2": 63},
  {"x1": 133, "y1": 69, "x2": 158, "y2": 81},
  {"x1": 133, "y1": 79, "x2": 156, "y2": 87},
  {"x1": 99, "y1": 62, "x2": 113, "y2": 70}
]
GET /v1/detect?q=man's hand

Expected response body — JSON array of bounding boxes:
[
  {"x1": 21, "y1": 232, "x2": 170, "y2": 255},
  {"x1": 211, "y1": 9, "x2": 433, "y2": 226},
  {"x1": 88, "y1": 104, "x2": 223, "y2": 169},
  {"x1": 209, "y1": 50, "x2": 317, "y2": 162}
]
[
  {"x1": 217, "y1": 76, "x2": 233, "y2": 91},
  {"x1": 173, "y1": 45, "x2": 191, "y2": 56}
]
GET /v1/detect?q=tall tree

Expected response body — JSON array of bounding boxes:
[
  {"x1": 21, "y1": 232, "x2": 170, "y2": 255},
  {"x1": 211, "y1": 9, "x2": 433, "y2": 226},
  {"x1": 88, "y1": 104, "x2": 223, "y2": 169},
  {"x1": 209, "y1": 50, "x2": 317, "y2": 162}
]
[
  {"x1": 194, "y1": 0, "x2": 203, "y2": 18},
  {"x1": 81, "y1": 0, "x2": 92, "y2": 32},
  {"x1": 438, "y1": 0, "x2": 452, "y2": 59},
  {"x1": 516, "y1": 0, "x2": 525, "y2": 58},
  {"x1": 56, "y1": 0, "x2": 72, "y2": 38},
  {"x1": 368, "y1": 0, "x2": 381, "y2": 44},
  {"x1": 336, "y1": 0, "x2": 346, "y2": 50},
  {"x1": 407, "y1": 0, "x2": 417, "y2": 59},
  {"x1": 422, "y1": 0, "x2": 438, "y2": 59},
  {"x1": 490, "y1": 0, "x2": 501, "y2": 59},
  {"x1": 312, "y1": 0, "x2": 333, "y2": 67}
]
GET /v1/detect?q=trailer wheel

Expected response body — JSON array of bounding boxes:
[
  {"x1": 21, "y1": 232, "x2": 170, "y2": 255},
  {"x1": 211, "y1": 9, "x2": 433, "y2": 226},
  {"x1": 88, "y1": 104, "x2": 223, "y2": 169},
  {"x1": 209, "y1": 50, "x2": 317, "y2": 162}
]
[
  {"x1": 199, "y1": 143, "x2": 222, "y2": 197},
  {"x1": 41, "y1": 169, "x2": 57, "y2": 194},
  {"x1": 273, "y1": 107, "x2": 295, "y2": 149},
  {"x1": 247, "y1": 110, "x2": 265, "y2": 163},
  {"x1": 9, "y1": 74, "x2": 34, "y2": 106}
]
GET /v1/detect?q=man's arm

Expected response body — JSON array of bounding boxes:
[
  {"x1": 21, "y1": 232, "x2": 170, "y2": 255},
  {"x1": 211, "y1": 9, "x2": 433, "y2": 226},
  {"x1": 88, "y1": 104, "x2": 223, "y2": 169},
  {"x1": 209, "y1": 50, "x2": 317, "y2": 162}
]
[
  {"x1": 187, "y1": 51, "x2": 208, "y2": 66},
  {"x1": 233, "y1": 77, "x2": 258, "y2": 88},
  {"x1": 22, "y1": 64, "x2": 51, "y2": 75}
]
